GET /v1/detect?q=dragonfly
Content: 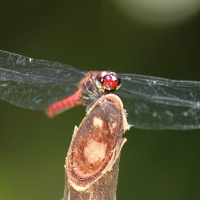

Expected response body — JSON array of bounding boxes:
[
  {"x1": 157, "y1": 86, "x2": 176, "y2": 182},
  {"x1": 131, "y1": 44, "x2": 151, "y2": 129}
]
[{"x1": 0, "y1": 50, "x2": 199, "y2": 130}]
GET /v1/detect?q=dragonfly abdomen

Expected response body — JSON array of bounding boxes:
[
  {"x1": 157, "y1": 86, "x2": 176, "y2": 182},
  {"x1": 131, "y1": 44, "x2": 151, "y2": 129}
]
[{"x1": 46, "y1": 89, "x2": 83, "y2": 117}]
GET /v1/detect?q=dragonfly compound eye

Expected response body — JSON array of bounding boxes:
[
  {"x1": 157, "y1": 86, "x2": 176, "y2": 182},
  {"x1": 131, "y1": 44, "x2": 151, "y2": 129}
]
[{"x1": 96, "y1": 71, "x2": 121, "y2": 92}]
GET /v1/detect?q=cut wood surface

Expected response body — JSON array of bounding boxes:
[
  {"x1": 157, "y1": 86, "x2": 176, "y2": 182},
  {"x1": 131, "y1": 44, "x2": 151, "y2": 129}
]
[{"x1": 63, "y1": 94, "x2": 130, "y2": 200}]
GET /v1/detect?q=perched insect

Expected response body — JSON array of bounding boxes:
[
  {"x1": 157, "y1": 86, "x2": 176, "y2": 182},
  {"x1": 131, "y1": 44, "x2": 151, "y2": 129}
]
[
  {"x1": 0, "y1": 50, "x2": 200, "y2": 130},
  {"x1": 46, "y1": 71, "x2": 121, "y2": 117}
]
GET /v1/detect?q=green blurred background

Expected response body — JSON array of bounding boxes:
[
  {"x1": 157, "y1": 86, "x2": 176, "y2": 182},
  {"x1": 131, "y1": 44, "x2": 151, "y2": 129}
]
[{"x1": 0, "y1": 0, "x2": 200, "y2": 200}]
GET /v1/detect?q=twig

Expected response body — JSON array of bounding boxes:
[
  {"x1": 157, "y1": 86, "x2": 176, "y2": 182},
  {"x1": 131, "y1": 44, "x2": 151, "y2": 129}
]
[{"x1": 63, "y1": 94, "x2": 130, "y2": 200}]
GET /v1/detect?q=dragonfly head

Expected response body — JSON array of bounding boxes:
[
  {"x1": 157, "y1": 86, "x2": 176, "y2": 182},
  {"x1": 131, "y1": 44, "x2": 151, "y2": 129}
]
[{"x1": 95, "y1": 71, "x2": 121, "y2": 93}]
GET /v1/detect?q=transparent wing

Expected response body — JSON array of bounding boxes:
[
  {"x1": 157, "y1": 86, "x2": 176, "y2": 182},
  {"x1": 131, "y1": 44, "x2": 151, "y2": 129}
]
[
  {"x1": 117, "y1": 74, "x2": 200, "y2": 130},
  {"x1": 0, "y1": 50, "x2": 85, "y2": 110}
]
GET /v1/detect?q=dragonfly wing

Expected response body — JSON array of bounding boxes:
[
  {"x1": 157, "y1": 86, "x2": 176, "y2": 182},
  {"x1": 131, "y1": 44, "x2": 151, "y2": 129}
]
[
  {"x1": 117, "y1": 74, "x2": 200, "y2": 130},
  {"x1": 0, "y1": 50, "x2": 85, "y2": 110}
]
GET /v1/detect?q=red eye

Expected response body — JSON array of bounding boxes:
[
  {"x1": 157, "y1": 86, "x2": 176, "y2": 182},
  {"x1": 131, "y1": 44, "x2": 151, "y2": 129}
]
[{"x1": 97, "y1": 71, "x2": 121, "y2": 92}]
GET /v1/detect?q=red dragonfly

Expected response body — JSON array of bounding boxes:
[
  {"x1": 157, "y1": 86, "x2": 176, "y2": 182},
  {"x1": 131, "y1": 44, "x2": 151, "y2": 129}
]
[{"x1": 0, "y1": 50, "x2": 199, "y2": 130}]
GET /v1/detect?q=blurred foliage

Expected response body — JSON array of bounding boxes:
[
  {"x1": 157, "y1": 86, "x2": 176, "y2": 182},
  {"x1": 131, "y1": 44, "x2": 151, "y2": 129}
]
[{"x1": 0, "y1": 0, "x2": 200, "y2": 200}]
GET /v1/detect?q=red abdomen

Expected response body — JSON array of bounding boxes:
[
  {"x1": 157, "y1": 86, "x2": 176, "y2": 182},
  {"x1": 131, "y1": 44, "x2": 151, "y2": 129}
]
[{"x1": 46, "y1": 89, "x2": 82, "y2": 117}]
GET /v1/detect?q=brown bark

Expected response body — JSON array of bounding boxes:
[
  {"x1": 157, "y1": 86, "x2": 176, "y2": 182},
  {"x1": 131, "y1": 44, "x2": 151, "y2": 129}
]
[{"x1": 63, "y1": 94, "x2": 130, "y2": 200}]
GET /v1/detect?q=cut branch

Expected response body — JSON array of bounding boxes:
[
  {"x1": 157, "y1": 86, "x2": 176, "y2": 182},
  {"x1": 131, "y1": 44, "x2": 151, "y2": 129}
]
[{"x1": 63, "y1": 94, "x2": 130, "y2": 200}]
